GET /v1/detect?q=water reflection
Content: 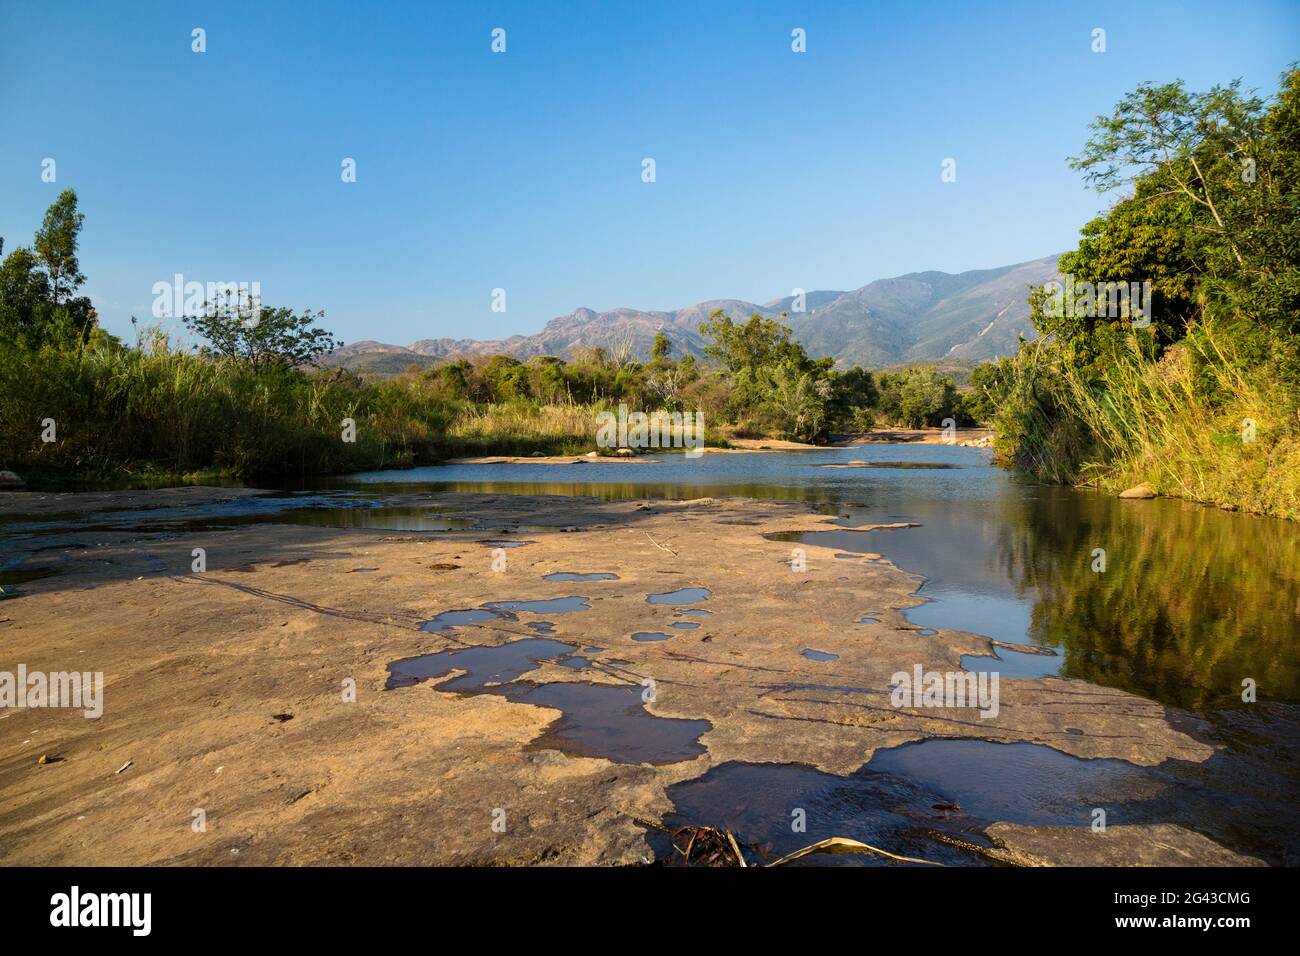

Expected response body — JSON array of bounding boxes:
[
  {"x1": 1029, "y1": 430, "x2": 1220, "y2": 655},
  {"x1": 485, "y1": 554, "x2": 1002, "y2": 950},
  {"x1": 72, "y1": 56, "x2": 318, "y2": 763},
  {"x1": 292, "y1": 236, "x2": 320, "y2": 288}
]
[{"x1": 829, "y1": 487, "x2": 1300, "y2": 710}]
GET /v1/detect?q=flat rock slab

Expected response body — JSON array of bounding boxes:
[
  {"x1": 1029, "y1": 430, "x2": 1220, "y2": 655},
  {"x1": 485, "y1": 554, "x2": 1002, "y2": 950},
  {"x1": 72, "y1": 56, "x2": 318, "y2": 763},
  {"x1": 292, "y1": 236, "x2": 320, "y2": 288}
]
[
  {"x1": 0, "y1": 487, "x2": 1227, "y2": 866},
  {"x1": 985, "y1": 823, "x2": 1266, "y2": 867}
]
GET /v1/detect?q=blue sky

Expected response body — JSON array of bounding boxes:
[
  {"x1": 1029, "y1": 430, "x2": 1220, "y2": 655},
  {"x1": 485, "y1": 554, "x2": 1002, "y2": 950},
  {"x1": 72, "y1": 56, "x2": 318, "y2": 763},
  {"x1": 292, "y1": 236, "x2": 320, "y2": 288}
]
[{"x1": 2, "y1": 0, "x2": 1296, "y2": 346}]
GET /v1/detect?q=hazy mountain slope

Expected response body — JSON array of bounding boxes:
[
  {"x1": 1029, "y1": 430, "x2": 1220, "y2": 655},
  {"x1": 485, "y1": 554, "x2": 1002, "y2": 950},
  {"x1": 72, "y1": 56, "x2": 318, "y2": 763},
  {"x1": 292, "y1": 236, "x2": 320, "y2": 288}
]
[
  {"x1": 787, "y1": 256, "x2": 1059, "y2": 367},
  {"x1": 902, "y1": 256, "x2": 1061, "y2": 362},
  {"x1": 325, "y1": 255, "x2": 1060, "y2": 372}
]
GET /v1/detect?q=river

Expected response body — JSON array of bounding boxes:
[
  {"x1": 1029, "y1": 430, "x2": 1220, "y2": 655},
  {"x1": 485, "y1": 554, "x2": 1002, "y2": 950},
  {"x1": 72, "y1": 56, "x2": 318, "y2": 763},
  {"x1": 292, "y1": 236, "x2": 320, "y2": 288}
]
[{"x1": 4, "y1": 442, "x2": 1298, "y2": 863}]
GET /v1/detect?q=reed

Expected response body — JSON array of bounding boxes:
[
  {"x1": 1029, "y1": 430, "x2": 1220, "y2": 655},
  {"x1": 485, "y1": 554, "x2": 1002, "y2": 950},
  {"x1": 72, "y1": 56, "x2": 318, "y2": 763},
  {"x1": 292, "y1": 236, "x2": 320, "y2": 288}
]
[
  {"x1": 0, "y1": 336, "x2": 712, "y2": 481},
  {"x1": 994, "y1": 321, "x2": 1300, "y2": 520}
]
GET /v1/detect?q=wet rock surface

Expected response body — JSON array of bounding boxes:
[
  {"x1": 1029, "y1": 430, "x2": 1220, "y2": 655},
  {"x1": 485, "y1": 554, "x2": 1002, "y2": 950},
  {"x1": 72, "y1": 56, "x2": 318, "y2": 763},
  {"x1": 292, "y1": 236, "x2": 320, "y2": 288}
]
[{"x1": 0, "y1": 486, "x2": 1276, "y2": 865}]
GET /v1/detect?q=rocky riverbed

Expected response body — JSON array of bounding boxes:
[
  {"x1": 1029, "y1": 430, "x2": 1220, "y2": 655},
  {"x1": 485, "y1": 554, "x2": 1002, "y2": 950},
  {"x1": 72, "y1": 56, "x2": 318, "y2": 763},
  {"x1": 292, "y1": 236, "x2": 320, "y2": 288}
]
[{"x1": 0, "y1": 487, "x2": 1264, "y2": 865}]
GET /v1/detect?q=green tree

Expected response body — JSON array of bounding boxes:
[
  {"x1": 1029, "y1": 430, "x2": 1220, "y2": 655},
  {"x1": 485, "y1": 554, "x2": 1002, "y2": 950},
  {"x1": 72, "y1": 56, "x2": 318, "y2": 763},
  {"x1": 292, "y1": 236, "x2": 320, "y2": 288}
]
[
  {"x1": 183, "y1": 293, "x2": 339, "y2": 373},
  {"x1": 34, "y1": 189, "x2": 87, "y2": 306},
  {"x1": 651, "y1": 330, "x2": 672, "y2": 361},
  {"x1": 825, "y1": 366, "x2": 877, "y2": 431},
  {"x1": 759, "y1": 359, "x2": 829, "y2": 439},
  {"x1": 1063, "y1": 69, "x2": 1299, "y2": 344},
  {"x1": 966, "y1": 358, "x2": 1014, "y2": 424},
  {"x1": 478, "y1": 354, "x2": 530, "y2": 401},
  {"x1": 873, "y1": 368, "x2": 960, "y2": 427},
  {"x1": 995, "y1": 66, "x2": 1300, "y2": 501},
  {"x1": 429, "y1": 359, "x2": 474, "y2": 400},
  {"x1": 698, "y1": 309, "x2": 810, "y2": 374},
  {"x1": 0, "y1": 189, "x2": 97, "y2": 344},
  {"x1": 0, "y1": 246, "x2": 48, "y2": 338}
]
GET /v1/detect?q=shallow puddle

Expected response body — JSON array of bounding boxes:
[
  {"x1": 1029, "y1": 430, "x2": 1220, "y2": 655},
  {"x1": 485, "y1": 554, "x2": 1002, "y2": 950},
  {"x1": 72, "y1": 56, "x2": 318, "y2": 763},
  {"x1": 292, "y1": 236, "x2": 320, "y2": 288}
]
[
  {"x1": 517, "y1": 682, "x2": 709, "y2": 764},
  {"x1": 543, "y1": 572, "x2": 619, "y2": 582},
  {"x1": 646, "y1": 587, "x2": 711, "y2": 605},
  {"x1": 655, "y1": 737, "x2": 1287, "y2": 865},
  {"x1": 420, "y1": 608, "x2": 502, "y2": 633},
  {"x1": 420, "y1": 596, "x2": 591, "y2": 633},
  {"x1": 801, "y1": 648, "x2": 839, "y2": 662},
  {"x1": 866, "y1": 740, "x2": 1160, "y2": 827},
  {"x1": 653, "y1": 758, "x2": 986, "y2": 866},
  {"x1": 483, "y1": 596, "x2": 591, "y2": 615},
  {"x1": 632, "y1": 631, "x2": 673, "y2": 642},
  {"x1": 386, "y1": 637, "x2": 580, "y2": 690},
  {"x1": 385, "y1": 638, "x2": 709, "y2": 764}
]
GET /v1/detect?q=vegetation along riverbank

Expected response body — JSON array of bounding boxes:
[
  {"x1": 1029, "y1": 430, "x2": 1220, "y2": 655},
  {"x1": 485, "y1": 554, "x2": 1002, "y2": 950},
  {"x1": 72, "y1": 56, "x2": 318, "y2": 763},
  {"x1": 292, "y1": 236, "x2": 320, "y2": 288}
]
[{"x1": 2, "y1": 69, "x2": 1296, "y2": 518}]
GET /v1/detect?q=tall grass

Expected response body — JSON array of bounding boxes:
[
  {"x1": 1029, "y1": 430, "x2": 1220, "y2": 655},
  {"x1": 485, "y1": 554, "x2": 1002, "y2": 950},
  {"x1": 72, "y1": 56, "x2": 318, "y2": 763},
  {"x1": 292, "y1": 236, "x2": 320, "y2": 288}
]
[
  {"x1": 0, "y1": 335, "x2": 729, "y2": 483},
  {"x1": 994, "y1": 322, "x2": 1300, "y2": 519},
  {"x1": 445, "y1": 403, "x2": 599, "y2": 457},
  {"x1": 0, "y1": 334, "x2": 453, "y2": 481}
]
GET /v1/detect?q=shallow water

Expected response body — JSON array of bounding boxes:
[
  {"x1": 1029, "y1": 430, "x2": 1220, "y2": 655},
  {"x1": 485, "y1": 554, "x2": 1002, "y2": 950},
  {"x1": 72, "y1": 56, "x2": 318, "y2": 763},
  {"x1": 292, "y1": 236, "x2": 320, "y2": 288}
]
[
  {"x1": 339, "y1": 442, "x2": 991, "y2": 506},
  {"x1": 653, "y1": 739, "x2": 1163, "y2": 865},
  {"x1": 385, "y1": 637, "x2": 709, "y2": 764},
  {"x1": 386, "y1": 637, "x2": 580, "y2": 690},
  {"x1": 646, "y1": 587, "x2": 712, "y2": 605},
  {"x1": 0, "y1": 566, "x2": 61, "y2": 600},
  {"x1": 2, "y1": 494, "x2": 478, "y2": 537},
  {"x1": 418, "y1": 597, "x2": 591, "y2": 634},
  {"x1": 656, "y1": 730, "x2": 1300, "y2": 866},
  {"x1": 651, "y1": 756, "x2": 986, "y2": 866},
  {"x1": 483, "y1": 596, "x2": 591, "y2": 615}
]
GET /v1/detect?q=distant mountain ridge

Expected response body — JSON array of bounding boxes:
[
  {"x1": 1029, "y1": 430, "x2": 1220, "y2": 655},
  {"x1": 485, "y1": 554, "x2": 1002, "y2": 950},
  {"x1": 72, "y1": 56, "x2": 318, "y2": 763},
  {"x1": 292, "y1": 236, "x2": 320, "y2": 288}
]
[{"x1": 326, "y1": 255, "x2": 1060, "y2": 373}]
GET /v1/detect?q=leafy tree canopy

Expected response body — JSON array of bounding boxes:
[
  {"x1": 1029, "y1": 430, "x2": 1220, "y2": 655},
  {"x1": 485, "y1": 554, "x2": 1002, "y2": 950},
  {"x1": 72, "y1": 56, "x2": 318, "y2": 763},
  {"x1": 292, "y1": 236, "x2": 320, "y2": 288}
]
[
  {"x1": 183, "y1": 292, "x2": 339, "y2": 373},
  {"x1": 0, "y1": 188, "x2": 97, "y2": 345}
]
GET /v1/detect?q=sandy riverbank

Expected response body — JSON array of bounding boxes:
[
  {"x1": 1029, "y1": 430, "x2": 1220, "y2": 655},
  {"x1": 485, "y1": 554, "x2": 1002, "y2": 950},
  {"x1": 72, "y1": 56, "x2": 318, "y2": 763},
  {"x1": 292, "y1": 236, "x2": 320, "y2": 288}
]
[
  {"x1": 440, "y1": 433, "x2": 988, "y2": 465},
  {"x1": 844, "y1": 428, "x2": 994, "y2": 446}
]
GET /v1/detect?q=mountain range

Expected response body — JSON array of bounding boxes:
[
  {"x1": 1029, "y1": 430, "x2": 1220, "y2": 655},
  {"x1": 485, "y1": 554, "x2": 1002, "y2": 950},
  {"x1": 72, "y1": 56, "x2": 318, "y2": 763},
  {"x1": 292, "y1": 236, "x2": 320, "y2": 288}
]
[{"x1": 325, "y1": 254, "x2": 1060, "y2": 374}]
